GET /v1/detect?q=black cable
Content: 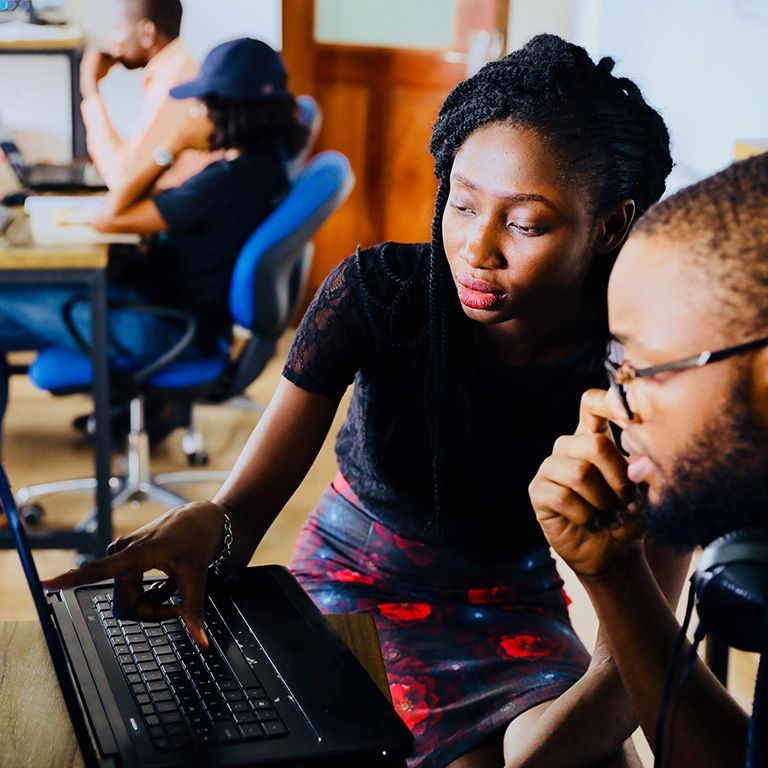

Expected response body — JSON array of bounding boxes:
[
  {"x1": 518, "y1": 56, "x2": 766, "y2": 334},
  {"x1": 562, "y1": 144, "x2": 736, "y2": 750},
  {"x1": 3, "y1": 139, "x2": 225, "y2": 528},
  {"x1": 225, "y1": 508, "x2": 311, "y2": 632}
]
[
  {"x1": 661, "y1": 622, "x2": 707, "y2": 768},
  {"x1": 653, "y1": 580, "x2": 697, "y2": 768}
]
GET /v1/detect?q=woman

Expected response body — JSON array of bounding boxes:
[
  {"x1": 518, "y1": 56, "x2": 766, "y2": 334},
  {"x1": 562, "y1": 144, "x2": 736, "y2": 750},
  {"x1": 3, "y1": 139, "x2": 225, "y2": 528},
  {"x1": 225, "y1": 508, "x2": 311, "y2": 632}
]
[
  {"x1": 0, "y1": 37, "x2": 308, "y2": 439},
  {"x1": 47, "y1": 36, "x2": 684, "y2": 768}
]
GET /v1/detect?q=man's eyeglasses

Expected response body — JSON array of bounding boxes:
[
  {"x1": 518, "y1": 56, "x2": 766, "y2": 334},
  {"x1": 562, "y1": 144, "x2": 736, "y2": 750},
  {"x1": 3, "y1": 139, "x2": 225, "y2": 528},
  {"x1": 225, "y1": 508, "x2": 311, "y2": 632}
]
[{"x1": 604, "y1": 335, "x2": 768, "y2": 419}]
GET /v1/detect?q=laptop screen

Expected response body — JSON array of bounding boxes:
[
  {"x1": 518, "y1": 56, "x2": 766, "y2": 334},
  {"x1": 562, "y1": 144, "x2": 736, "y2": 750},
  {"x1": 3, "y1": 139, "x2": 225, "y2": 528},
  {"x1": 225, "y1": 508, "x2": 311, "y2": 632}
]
[{"x1": 0, "y1": 464, "x2": 98, "y2": 766}]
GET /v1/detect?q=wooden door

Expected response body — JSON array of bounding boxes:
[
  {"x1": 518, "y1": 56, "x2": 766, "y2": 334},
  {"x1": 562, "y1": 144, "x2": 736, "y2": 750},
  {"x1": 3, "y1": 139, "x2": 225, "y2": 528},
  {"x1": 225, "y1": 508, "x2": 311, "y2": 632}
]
[{"x1": 283, "y1": 0, "x2": 508, "y2": 304}]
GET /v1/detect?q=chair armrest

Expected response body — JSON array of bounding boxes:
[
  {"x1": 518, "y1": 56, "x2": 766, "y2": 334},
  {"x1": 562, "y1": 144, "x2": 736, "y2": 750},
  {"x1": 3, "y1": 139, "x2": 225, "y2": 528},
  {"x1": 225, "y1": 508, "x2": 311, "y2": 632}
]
[{"x1": 60, "y1": 297, "x2": 198, "y2": 385}]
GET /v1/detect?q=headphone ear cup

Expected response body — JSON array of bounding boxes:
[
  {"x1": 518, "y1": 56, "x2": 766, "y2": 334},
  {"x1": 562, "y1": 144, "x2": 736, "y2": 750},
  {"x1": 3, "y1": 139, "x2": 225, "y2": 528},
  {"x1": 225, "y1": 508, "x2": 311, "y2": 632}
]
[{"x1": 693, "y1": 528, "x2": 768, "y2": 654}]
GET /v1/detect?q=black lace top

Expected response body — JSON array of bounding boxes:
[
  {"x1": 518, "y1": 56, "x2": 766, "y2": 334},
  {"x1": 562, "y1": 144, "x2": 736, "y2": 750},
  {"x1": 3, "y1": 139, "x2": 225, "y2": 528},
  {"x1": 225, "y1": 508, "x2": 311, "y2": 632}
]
[{"x1": 284, "y1": 242, "x2": 608, "y2": 556}]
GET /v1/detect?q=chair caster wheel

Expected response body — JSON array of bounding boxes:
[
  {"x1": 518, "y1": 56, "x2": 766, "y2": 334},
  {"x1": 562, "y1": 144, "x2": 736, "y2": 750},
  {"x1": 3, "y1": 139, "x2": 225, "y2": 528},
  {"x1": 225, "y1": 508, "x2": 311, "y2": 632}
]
[
  {"x1": 74, "y1": 553, "x2": 97, "y2": 568},
  {"x1": 20, "y1": 503, "x2": 45, "y2": 527},
  {"x1": 187, "y1": 451, "x2": 209, "y2": 467}
]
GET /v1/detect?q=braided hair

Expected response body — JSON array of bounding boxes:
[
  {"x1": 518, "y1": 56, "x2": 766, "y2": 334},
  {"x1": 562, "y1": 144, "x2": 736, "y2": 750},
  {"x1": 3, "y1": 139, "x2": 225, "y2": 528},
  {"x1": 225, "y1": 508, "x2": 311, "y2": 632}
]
[{"x1": 423, "y1": 34, "x2": 673, "y2": 539}]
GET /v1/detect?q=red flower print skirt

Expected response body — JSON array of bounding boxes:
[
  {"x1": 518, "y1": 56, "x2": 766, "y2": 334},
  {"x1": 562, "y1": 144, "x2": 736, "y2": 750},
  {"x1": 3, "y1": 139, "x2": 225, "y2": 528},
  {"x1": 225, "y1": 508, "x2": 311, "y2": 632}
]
[{"x1": 289, "y1": 475, "x2": 591, "y2": 768}]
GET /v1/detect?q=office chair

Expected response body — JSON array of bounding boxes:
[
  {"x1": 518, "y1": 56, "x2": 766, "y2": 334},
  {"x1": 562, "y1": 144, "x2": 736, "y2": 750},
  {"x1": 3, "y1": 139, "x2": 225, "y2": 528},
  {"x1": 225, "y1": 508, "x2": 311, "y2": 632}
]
[
  {"x1": 288, "y1": 95, "x2": 322, "y2": 179},
  {"x1": 15, "y1": 150, "x2": 354, "y2": 528}
]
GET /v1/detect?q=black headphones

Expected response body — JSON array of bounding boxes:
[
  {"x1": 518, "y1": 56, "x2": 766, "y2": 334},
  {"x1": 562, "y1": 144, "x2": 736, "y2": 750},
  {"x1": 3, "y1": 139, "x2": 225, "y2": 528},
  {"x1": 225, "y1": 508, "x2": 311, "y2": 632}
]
[{"x1": 691, "y1": 526, "x2": 768, "y2": 654}]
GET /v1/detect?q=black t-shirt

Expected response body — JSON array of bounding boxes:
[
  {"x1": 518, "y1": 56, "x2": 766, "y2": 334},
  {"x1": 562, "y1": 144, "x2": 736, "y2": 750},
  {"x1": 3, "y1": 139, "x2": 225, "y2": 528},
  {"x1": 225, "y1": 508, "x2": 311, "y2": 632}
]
[
  {"x1": 131, "y1": 151, "x2": 288, "y2": 340},
  {"x1": 283, "y1": 242, "x2": 608, "y2": 556}
]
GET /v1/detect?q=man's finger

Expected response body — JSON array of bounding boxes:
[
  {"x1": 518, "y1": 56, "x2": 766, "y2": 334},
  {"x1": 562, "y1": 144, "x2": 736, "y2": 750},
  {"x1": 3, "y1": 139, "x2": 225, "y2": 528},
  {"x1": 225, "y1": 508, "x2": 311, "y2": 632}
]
[
  {"x1": 560, "y1": 433, "x2": 633, "y2": 505},
  {"x1": 541, "y1": 455, "x2": 623, "y2": 513},
  {"x1": 575, "y1": 389, "x2": 614, "y2": 436},
  {"x1": 531, "y1": 477, "x2": 601, "y2": 529}
]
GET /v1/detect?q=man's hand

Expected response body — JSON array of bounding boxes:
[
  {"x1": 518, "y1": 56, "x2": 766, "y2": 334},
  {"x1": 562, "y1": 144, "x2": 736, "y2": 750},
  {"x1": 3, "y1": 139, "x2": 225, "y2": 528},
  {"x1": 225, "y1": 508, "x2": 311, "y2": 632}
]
[
  {"x1": 80, "y1": 49, "x2": 118, "y2": 99},
  {"x1": 43, "y1": 501, "x2": 227, "y2": 648},
  {"x1": 170, "y1": 107, "x2": 215, "y2": 154},
  {"x1": 529, "y1": 389, "x2": 645, "y2": 577}
]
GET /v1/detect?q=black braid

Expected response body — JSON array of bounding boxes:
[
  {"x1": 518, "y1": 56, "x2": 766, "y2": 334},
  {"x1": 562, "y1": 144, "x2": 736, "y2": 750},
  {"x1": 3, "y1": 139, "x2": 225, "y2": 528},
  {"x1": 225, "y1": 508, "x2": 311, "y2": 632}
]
[{"x1": 423, "y1": 34, "x2": 673, "y2": 540}]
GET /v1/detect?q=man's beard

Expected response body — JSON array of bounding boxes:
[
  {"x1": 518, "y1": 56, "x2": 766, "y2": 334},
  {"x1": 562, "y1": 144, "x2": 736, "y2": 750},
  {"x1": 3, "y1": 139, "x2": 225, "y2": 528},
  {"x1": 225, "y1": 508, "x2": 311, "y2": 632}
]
[{"x1": 639, "y1": 378, "x2": 768, "y2": 550}]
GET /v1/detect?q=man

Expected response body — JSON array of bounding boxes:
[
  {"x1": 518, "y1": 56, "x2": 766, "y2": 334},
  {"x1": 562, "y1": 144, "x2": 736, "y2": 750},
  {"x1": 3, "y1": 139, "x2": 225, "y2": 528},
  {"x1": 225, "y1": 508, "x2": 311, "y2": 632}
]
[
  {"x1": 528, "y1": 152, "x2": 768, "y2": 767},
  {"x1": 81, "y1": 0, "x2": 213, "y2": 190}
]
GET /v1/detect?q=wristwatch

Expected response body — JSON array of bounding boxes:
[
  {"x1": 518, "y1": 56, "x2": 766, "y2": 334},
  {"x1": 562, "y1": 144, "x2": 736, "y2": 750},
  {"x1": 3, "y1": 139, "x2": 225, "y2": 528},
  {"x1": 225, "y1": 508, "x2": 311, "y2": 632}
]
[{"x1": 153, "y1": 146, "x2": 174, "y2": 169}]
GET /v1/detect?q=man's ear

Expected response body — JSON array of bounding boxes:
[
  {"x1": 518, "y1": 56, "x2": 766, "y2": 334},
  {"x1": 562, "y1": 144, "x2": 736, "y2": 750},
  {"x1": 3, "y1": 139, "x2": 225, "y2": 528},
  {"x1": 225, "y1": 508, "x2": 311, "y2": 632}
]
[
  {"x1": 136, "y1": 18, "x2": 158, "y2": 49},
  {"x1": 594, "y1": 199, "x2": 637, "y2": 254}
]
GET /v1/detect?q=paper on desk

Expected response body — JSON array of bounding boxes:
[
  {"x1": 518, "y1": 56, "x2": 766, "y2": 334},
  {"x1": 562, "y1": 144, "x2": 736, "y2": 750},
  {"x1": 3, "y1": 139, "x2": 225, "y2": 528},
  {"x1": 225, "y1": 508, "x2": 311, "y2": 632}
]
[
  {"x1": 0, "y1": 21, "x2": 83, "y2": 43},
  {"x1": 24, "y1": 195, "x2": 140, "y2": 245}
]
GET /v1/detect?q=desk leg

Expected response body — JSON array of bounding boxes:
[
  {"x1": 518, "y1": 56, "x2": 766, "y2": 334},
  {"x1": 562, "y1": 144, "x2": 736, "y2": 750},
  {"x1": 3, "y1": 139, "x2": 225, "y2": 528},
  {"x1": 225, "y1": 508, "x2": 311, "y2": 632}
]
[{"x1": 90, "y1": 270, "x2": 112, "y2": 557}]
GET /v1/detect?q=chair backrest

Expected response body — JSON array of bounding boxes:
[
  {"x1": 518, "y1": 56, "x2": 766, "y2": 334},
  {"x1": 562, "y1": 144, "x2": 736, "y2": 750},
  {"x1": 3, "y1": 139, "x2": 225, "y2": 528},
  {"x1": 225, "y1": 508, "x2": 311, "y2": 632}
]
[
  {"x1": 287, "y1": 94, "x2": 323, "y2": 179},
  {"x1": 229, "y1": 149, "x2": 353, "y2": 336}
]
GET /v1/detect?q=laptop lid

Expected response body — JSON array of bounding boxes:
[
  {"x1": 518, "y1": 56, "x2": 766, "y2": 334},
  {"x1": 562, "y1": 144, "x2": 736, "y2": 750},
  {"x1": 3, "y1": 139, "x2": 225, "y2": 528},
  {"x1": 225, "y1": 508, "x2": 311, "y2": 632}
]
[{"x1": 0, "y1": 463, "x2": 100, "y2": 768}]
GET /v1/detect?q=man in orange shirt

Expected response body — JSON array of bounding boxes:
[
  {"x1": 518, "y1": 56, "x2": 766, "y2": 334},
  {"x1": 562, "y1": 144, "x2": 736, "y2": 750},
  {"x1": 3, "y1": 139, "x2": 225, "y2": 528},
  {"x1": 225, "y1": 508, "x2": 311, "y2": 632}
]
[{"x1": 80, "y1": 0, "x2": 213, "y2": 190}]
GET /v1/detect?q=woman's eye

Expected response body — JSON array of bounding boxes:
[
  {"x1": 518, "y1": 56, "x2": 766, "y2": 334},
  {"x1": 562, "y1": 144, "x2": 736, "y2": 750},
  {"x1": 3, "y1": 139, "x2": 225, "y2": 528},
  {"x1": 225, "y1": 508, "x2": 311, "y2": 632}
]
[
  {"x1": 449, "y1": 201, "x2": 475, "y2": 214},
  {"x1": 509, "y1": 222, "x2": 547, "y2": 236}
]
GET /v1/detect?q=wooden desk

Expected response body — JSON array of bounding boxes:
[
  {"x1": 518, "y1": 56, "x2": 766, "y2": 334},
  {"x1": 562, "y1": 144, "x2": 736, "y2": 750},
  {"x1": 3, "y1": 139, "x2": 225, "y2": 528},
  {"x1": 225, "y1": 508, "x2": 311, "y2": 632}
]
[
  {"x1": 0, "y1": 212, "x2": 113, "y2": 557},
  {"x1": 0, "y1": 615, "x2": 405, "y2": 768}
]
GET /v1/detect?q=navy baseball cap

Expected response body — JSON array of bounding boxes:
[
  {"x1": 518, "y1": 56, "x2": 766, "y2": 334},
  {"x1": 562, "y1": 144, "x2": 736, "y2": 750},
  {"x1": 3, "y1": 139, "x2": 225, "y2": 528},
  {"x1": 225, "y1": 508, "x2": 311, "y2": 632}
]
[{"x1": 170, "y1": 38, "x2": 287, "y2": 100}]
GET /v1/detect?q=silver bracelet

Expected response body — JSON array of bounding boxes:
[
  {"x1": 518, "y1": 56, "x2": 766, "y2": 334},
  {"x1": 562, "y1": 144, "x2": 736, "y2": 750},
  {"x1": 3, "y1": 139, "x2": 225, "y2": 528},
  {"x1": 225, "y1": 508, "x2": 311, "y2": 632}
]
[{"x1": 209, "y1": 509, "x2": 233, "y2": 576}]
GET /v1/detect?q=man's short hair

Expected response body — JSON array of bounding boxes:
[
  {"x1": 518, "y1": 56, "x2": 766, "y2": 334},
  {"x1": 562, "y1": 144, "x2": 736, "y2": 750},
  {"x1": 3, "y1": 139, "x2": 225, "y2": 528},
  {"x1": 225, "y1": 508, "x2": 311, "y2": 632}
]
[
  {"x1": 125, "y1": 0, "x2": 183, "y2": 40},
  {"x1": 633, "y1": 152, "x2": 768, "y2": 336}
]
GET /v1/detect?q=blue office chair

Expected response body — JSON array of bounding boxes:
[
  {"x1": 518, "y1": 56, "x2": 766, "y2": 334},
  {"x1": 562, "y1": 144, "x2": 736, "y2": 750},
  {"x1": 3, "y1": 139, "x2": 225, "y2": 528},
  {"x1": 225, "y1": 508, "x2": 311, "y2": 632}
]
[
  {"x1": 15, "y1": 150, "x2": 354, "y2": 525},
  {"x1": 289, "y1": 95, "x2": 323, "y2": 179}
]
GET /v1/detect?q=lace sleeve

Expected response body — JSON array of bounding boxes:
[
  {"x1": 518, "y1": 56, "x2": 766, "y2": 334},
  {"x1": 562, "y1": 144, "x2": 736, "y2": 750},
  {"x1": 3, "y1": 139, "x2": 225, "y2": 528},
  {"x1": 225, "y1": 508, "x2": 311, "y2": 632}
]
[{"x1": 282, "y1": 255, "x2": 369, "y2": 398}]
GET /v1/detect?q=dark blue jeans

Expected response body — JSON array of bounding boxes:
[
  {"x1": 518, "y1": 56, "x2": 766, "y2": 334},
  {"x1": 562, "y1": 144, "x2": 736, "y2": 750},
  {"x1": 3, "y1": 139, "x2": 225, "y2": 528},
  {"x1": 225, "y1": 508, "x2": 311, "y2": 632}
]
[{"x1": 0, "y1": 283, "x2": 186, "y2": 431}]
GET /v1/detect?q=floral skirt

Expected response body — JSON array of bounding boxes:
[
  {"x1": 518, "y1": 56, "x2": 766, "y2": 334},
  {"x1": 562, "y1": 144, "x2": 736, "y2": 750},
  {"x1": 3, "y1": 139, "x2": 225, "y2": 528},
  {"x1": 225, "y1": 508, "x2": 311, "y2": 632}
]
[{"x1": 289, "y1": 475, "x2": 591, "y2": 768}]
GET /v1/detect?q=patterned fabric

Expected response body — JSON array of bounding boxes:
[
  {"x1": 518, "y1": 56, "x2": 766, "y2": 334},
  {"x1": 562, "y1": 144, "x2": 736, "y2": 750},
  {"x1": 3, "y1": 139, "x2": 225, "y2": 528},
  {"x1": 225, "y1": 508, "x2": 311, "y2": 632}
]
[{"x1": 289, "y1": 477, "x2": 591, "y2": 768}]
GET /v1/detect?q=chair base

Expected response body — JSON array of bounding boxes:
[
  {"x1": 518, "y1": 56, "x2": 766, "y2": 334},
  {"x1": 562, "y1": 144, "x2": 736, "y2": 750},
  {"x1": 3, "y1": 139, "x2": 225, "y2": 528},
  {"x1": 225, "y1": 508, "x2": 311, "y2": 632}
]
[{"x1": 14, "y1": 395, "x2": 229, "y2": 533}]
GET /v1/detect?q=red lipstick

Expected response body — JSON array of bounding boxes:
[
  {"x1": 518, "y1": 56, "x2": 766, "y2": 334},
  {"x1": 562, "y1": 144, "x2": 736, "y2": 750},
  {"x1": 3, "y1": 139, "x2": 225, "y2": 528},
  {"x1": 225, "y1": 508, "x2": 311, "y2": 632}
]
[{"x1": 456, "y1": 273, "x2": 504, "y2": 311}]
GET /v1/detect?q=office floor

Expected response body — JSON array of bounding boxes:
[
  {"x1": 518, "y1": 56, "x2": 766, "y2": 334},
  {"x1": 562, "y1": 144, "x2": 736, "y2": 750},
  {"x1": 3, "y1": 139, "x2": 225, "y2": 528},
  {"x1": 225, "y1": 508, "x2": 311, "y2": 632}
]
[{"x1": 0, "y1": 331, "x2": 759, "y2": 767}]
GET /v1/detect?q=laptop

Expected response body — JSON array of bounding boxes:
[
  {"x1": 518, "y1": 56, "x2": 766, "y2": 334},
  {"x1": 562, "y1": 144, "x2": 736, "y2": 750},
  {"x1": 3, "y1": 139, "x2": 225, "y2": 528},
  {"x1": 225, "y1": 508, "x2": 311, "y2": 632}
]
[
  {"x1": 0, "y1": 118, "x2": 106, "y2": 192},
  {"x1": 0, "y1": 465, "x2": 413, "y2": 767}
]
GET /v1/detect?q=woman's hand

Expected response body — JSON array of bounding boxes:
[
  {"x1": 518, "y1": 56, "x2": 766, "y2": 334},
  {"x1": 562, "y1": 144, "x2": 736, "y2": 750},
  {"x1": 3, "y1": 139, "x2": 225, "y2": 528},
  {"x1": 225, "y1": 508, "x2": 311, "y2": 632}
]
[
  {"x1": 170, "y1": 107, "x2": 215, "y2": 154},
  {"x1": 529, "y1": 389, "x2": 645, "y2": 578},
  {"x1": 43, "y1": 501, "x2": 227, "y2": 648}
]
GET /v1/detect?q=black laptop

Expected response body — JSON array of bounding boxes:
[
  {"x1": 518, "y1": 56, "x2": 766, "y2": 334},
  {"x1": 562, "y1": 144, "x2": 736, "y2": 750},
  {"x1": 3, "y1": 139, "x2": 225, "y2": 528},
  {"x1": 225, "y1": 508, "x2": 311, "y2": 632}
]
[
  {"x1": 0, "y1": 118, "x2": 106, "y2": 191},
  {"x1": 0, "y1": 465, "x2": 413, "y2": 767}
]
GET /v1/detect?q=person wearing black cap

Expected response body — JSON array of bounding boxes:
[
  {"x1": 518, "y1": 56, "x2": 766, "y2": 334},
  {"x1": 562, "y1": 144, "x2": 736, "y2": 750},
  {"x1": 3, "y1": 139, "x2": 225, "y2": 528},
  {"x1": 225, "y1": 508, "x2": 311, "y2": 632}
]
[{"x1": 0, "y1": 38, "x2": 309, "y2": 445}]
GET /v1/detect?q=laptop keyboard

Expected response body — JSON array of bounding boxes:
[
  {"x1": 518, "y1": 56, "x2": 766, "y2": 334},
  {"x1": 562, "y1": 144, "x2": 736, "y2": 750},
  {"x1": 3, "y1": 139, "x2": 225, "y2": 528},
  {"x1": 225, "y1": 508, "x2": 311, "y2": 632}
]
[{"x1": 92, "y1": 593, "x2": 289, "y2": 751}]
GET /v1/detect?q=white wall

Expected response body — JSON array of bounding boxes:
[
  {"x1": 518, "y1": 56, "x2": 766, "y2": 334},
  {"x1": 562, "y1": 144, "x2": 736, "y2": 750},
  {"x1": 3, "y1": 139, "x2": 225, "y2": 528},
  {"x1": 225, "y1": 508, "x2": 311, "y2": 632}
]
[
  {"x1": 0, "y1": 0, "x2": 281, "y2": 161},
  {"x1": 507, "y1": 0, "x2": 768, "y2": 192}
]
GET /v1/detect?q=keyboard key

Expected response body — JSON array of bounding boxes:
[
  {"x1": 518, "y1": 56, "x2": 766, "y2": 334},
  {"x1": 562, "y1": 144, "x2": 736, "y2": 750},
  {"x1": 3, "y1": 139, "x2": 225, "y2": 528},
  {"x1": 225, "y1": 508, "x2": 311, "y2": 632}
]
[
  {"x1": 256, "y1": 708, "x2": 280, "y2": 722},
  {"x1": 140, "y1": 704, "x2": 155, "y2": 717},
  {"x1": 160, "y1": 713, "x2": 184, "y2": 725},
  {"x1": 170, "y1": 735, "x2": 194, "y2": 748},
  {"x1": 153, "y1": 690, "x2": 174, "y2": 703},
  {"x1": 217, "y1": 679, "x2": 238, "y2": 692},
  {"x1": 213, "y1": 722, "x2": 241, "y2": 742},
  {"x1": 152, "y1": 738, "x2": 171, "y2": 750},
  {"x1": 117, "y1": 654, "x2": 133, "y2": 667},
  {"x1": 165, "y1": 722, "x2": 189, "y2": 736},
  {"x1": 134, "y1": 653, "x2": 154, "y2": 664},
  {"x1": 239, "y1": 723, "x2": 265, "y2": 740},
  {"x1": 155, "y1": 701, "x2": 179, "y2": 714},
  {"x1": 147, "y1": 681, "x2": 169, "y2": 693},
  {"x1": 156, "y1": 654, "x2": 177, "y2": 666},
  {"x1": 243, "y1": 687, "x2": 266, "y2": 700},
  {"x1": 145, "y1": 715, "x2": 160, "y2": 727},
  {"x1": 262, "y1": 720, "x2": 288, "y2": 737},
  {"x1": 161, "y1": 662, "x2": 183, "y2": 674},
  {"x1": 136, "y1": 694, "x2": 151, "y2": 706},
  {"x1": 233, "y1": 712, "x2": 256, "y2": 724},
  {"x1": 149, "y1": 637, "x2": 170, "y2": 649},
  {"x1": 148, "y1": 725, "x2": 164, "y2": 739},
  {"x1": 126, "y1": 673, "x2": 142, "y2": 685},
  {"x1": 228, "y1": 701, "x2": 250, "y2": 714},
  {"x1": 138, "y1": 662, "x2": 159, "y2": 673},
  {"x1": 223, "y1": 691, "x2": 244, "y2": 702},
  {"x1": 250, "y1": 699, "x2": 272, "y2": 710},
  {"x1": 143, "y1": 671, "x2": 164, "y2": 683},
  {"x1": 145, "y1": 627, "x2": 164, "y2": 637},
  {"x1": 207, "y1": 705, "x2": 231, "y2": 721},
  {"x1": 130, "y1": 682, "x2": 147, "y2": 696}
]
